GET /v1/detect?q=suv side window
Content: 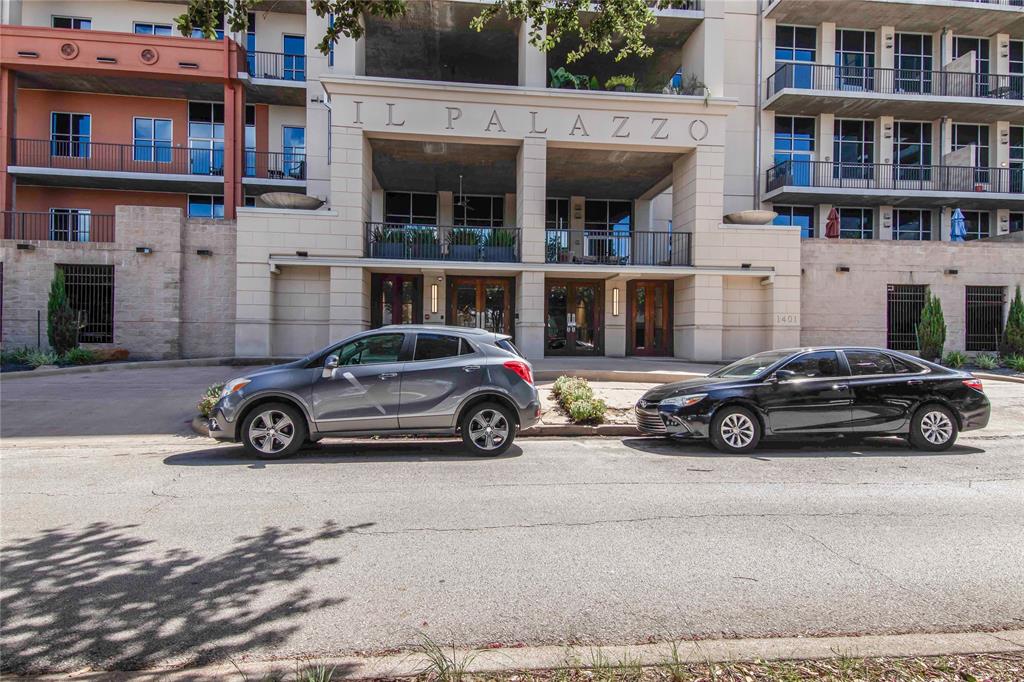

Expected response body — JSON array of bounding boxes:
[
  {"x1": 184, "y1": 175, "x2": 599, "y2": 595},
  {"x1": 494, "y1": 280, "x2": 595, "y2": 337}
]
[
  {"x1": 892, "y1": 356, "x2": 924, "y2": 374},
  {"x1": 845, "y1": 350, "x2": 895, "y2": 376},
  {"x1": 780, "y1": 350, "x2": 841, "y2": 378},
  {"x1": 334, "y1": 333, "x2": 404, "y2": 366},
  {"x1": 414, "y1": 333, "x2": 465, "y2": 361}
]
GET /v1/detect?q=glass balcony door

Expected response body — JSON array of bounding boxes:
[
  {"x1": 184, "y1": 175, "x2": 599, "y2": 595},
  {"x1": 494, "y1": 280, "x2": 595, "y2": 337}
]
[
  {"x1": 545, "y1": 280, "x2": 604, "y2": 356},
  {"x1": 628, "y1": 280, "x2": 672, "y2": 357},
  {"x1": 448, "y1": 277, "x2": 515, "y2": 337}
]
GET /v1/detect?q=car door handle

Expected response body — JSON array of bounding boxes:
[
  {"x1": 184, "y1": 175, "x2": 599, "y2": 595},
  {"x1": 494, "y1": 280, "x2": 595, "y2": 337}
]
[
  {"x1": 463, "y1": 365, "x2": 481, "y2": 372},
  {"x1": 378, "y1": 372, "x2": 398, "y2": 379},
  {"x1": 907, "y1": 379, "x2": 923, "y2": 386},
  {"x1": 832, "y1": 384, "x2": 849, "y2": 391}
]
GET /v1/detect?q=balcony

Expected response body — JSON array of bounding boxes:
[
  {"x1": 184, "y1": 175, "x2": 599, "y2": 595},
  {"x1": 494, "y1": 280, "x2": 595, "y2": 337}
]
[
  {"x1": 364, "y1": 223, "x2": 522, "y2": 263},
  {"x1": 764, "y1": 0, "x2": 1024, "y2": 37},
  {"x1": 765, "y1": 64, "x2": 1024, "y2": 122},
  {"x1": 2, "y1": 211, "x2": 115, "y2": 243},
  {"x1": 765, "y1": 160, "x2": 1024, "y2": 207},
  {"x1": 242, "y1": 51, "x2": 307, "y2": 106},
  {"x1": 545, "y1": 229, "x2": 692, "y2": 267}
]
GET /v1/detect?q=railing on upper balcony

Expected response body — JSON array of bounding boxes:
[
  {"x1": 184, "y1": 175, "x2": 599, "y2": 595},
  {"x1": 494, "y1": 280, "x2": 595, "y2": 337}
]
[
  {"x1": 365, "y1": 223, "x2": 522, "y2": 262},
  {"x1": 545, "y1": 229, "x2": 692, "y2": 267},
  {"x1": 766, "y1": 63, "x2": 1024, "y2": 100},
  {"x1": 766, "y1": 159, "x2": 1024, "y2": 194},
  {"x1": 246, "y1": 50, "x2": 307, "y2": 81},
  {"x1": 646, "y1": 0, "x2": 703, "y2": 9},
  {"x1": 11, "y1": 139, "x2": 306, "y2": 180},
  {"x1": 2, "y1": 211, "x2": 116, "y2": 243}
]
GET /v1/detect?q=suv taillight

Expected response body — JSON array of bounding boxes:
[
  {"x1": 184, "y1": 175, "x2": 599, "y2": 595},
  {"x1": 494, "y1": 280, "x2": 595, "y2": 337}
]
[
  {"x1": 504, "y1": 360, "x2": 533, "y2": 385},
  {"x1": 963, "y1": 378, "x2": 984, "y2": 392}
]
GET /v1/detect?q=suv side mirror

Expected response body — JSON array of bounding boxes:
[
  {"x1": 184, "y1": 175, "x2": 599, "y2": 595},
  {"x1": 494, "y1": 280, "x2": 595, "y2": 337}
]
[
  {"x1": 323, "y1": 354, "x2": 339, "y2": 379},
  {"x1": 773, "y1": 369, "x2": 798, "y2": 383}
]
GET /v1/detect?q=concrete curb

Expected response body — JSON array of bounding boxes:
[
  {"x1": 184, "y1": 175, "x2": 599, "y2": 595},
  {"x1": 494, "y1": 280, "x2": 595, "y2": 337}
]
[
  {"x1": 26, "y1": 629, "x2": 1024, "y2": 681},
  {"x1": 974, "y1": 371, "x2": 1024, "y2": 385},
  {"x1": 0, "y1": 357, "x2": 291, "y2": 381},
  {"x1": 535, "y1": 369, "x2": 703, "y2": 383}
]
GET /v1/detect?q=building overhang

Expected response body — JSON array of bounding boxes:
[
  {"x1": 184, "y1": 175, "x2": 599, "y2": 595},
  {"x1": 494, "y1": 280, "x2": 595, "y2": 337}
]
[
  {"x1": 241, "y1": 77, "x2": 307, "y2": 106},
  {"x1": 765, "y1": 185, "x2": 1024, "y2": 209},
  {"x1": 764, "y1": 89, "x2": 1024, "y2": 125},
  {"x1": 10, "y1": 167, "x2": 224, "y2": 193}
]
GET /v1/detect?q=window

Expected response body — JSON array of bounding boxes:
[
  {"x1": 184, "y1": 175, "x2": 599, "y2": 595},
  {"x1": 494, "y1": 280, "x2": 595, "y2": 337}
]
[
  {"x1": 837, "y1": 207, "x2": 873, "y2": 239},
  {"x1": 545, "y1": 198, "x2": 570, "y2": 230},
  {"x1": 894, "y1": 33, "x2": 933, "y2": 93},
  {"x1": 414, "y1": 333, "x2": 472, "y2": 361},
  {"x1": 133, "y1": 117, "x2": 172, "y2": 163},
  {"x1": 780, "y1": 351, "x2": 841, "y2": 378},
  {"x1": 774, "y1": 116, "x2": 814, "y2": 186},
  {"x1": 283, "y1": 34, "x2": 305, "y2": 81},
  {"x1": 893, "y1": 209, "x2": 932, "y2": 241},
  {"x1": 772, "y1": 205, "x2": 814, "y2": 239},
  {"x1": 584, "y1": 199, "x2": 631, "y2": 261},
  {"x1": 244, "y1": 105, "x2": 256, "y2": 176},
  {"x1": 775, "y1": 25, "x2": 816, "y2": 89},
  {"x1": 894, "y1": 121, "x2": 932, "y2": 182},
  {"x1": 49, "y1": 209, "x2": 91, "y2": 242},
  {"x1": 455, "y1": 195, "x2": 505, "y2": 228},
  {"x1": 886, "y1": 284, "x2": 927, "y2": 351},
  {"x1": 58, "y1": 264, "x2": 114, "y2": 343},
  {"x1": 1011, "y1": 126, "x2": 1023, "y2": 194},
  {"x1": 893, "y1": 357, "x2": 924, "y2": 374},
  {"x1": 188, "y1": 101, "x2": 225, "y2": 175},
  {"x1": 384, "y1": 192, "x2": 437, "y2": 225},
  {"x1": 966, "y1": 286, "x2": 1006, "y2": 352},
  {"x1": 332, "y1": 333, "x2": 404, "y2": 366},
  {"x1": 134, "y1": 22, "x2": 172, "y2": 36},
  {"x1": 244, "y1": 196, "x2": 257, "y2": 207},
  {"x1": 282, "y1": 126, "x2": 305, "y2": 180},
  {"x1": 961, "y1": 210, "x2": 990, "y2": 241},
  {"x1": 845, "y1": 349, "x2": 896, "y2": 376},
  {"x1": 1011, "y1": 212, "x2": 1023, "y2": 233},
  {"x1": 188, "y1": 195, "x2": 225, "y2": 219},
  {"x1": 953, "y1": 36, "x2": 989, "y2": 74},
  {"x1": 191, "y1": 14, "x2": 224, "y2": 39},
  {"x1": 50, "y1": 112, "x2": 91, "y2": 158},
  {"x1": 835, "y1": 29, "x2": 875, "y2": 91},
  {"x1": 952, "y1": 124, "x2": 990, "y2": 185},
  {"x1": 834, "y1": 119, "x2": 874, "y2": 179},
  {"x1": 52, "y1": 16, "x2": 91, "y2": 29}
]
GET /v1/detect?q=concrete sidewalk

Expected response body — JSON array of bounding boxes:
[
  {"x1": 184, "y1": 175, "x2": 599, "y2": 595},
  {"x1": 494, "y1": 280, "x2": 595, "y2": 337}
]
[{"x1": 532, "y1": 356, "x2": 718, "y2": 383}]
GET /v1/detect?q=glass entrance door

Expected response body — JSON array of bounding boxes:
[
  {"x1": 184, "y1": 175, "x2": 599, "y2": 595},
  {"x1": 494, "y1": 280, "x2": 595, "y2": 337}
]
[
  {"x1": 370, "y1": 274, "x2": 422, "y2": 328},
  {"x1": 447, "y1": 277, "x2": 514, "y2": 337},
  {"x1": 629, "y1": 280, "x2": 672, "y2": 356},
  {"x1": 545, "y1": 280, "x2": 603, "y2": 356}
]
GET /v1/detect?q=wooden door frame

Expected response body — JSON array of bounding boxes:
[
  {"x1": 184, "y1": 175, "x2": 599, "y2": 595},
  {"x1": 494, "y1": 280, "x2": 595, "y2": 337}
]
[
  {"x1": 544, "y1": 278, "x2": 605, "y2": 356},
  {"x1": 627, "y1": 279, "x2": 673, "y2": 356},
  {"x1": 369, "y1": 273, "x2": 423, "y2": 328},
  {"x1": 446, "y1": 275, "x2": 516, "y2": 337}
]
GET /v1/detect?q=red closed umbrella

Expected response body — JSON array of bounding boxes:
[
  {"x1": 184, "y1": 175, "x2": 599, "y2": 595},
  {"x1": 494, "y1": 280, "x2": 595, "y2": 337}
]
[{"x1": 825, "y1": 207, "x2": 840, "y2": 239}]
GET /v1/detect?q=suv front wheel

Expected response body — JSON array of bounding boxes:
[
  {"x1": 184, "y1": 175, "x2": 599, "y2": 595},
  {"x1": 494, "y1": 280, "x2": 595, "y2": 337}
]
[
  {"x1": 240, "y1": 402, "x2": 308, "y2": 459},
  {"x1": 461, "y1": 402, "x2": 516, "y2": 456}
]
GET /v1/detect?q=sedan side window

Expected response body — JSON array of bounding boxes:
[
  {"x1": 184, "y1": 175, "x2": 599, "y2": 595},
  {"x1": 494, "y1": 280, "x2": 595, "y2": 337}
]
[
  {"x1": 414, "y1": 333, "x2": 467, "y2": 361},
  {"x1": 779, "y1": 351, "x2": 841, "y2": 378},
  {"x1": 335, "y1": 333, "x2": 404, "y2": 366},
  {"x1": 845, "y1": 350, "x2": 895, "y2": 376}
]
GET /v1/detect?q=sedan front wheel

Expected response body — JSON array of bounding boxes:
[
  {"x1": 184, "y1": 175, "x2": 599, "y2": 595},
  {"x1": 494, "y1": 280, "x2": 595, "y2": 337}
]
[{"x1": 709, "y1": 406, "x2": 761, "y2": 454}]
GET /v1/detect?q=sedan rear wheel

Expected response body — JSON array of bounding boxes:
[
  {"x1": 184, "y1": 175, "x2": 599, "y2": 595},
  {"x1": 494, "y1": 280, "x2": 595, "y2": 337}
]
[
  {"x1": 709, "y1": 406, "x2": 761, "y2": 454},
  {"x1": 461, "y1": 402, "x2": 515, "y2": 457},
  {"x1": 241, "y1": 402, "x2": 307, "y2": 460},
  {"x1": 909, "y1": 404, "x2": 958, "y2": 451}
]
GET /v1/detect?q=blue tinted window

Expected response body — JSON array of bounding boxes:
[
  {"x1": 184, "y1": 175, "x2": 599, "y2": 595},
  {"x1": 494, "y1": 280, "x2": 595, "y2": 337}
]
[{"x1": 773, "y1": 205, "x2": 814, "y2": 239}]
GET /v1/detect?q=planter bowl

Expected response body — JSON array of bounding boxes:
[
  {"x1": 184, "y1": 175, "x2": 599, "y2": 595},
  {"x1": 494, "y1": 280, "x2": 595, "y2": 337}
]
[
  {"x1": 255, "y1": 192, "x2": 325, "y2": 210},
  {"x1": 723, "y1": 210, "x2": 778, "y2": 225}
]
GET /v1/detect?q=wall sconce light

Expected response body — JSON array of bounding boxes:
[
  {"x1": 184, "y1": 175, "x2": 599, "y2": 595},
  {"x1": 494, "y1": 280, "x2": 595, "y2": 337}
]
[
  {"x1": 836, "y1": 265, "x2": 850, "y2": 273},
  {"x1": 431, "y1": 283, "x2": 439, "y2": 313},
  {"x1": 196, "y1": 248, "x2": 212, "y2": 256},
  {"x1": 884, "y1": 34, "x2": 894, "y2": 49},
  {"x1": 295, "y1": 250, "x2": 308, "y2": 257},
  {"x1": 612, "y1": 287, "x2": 620, "y2": 316},
  {"x1": 16, "y1": 243, "x2": 35, "y2": 251},
  {"x1": 741, "y1": 263, "x2": 751, "y2": 269},
  {"x1": 136, "y1": 246, "x2": 152, "y2": 254},
  {"x1": 945, "y1": 268, "x2": 959, "y2": 276}
]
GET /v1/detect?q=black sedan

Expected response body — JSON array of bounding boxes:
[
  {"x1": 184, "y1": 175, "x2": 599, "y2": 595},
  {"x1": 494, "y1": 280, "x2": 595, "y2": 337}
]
[{"x1": 635, "y1": 347, "x2": 990, "y2": 453}]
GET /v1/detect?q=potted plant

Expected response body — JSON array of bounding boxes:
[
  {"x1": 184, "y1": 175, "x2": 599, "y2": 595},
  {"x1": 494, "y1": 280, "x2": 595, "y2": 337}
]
[
  {"x1": 549, "y1": 67, "x2": 579, "y2": 89},
  {"x1": 664, "y1": 72, "x2": 710, "y2": 106},
  {"x1": 372, "y1": 226, "x2": 407, "y2": 259},
  {"x1": 483, "y1": 229, "x2": 518, "y2": 262},
  {"x1": 605, "y1": 75, "x2": 636, "y2": 92},
  {"x1": 447, "y1": 227, "x2": 482, "y2": 261},
  {"x1": 408, "y1": 225, "x2": 440, "y2": 260}
]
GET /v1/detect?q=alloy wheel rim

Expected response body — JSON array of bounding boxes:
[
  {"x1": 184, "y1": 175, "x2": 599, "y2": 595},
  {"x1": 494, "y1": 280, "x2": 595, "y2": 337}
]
[
  {"x1": 469, "y1": 409, "x2": 509, "y2": 451},
  {"x1": 249, "y1": 410, "x2": 295, "y2": 454},
  {"x1": 721, "y1": 413, "x2": 755, "y2": 449},
  {"x1": 921, "y1": 410, "x2": 953, "y2": 445}
]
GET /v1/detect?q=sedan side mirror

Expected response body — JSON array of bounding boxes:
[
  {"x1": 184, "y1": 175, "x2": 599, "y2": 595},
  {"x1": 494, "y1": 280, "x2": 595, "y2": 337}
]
[{"x1": 323, "y1": 354, "x2": 339, "y2": 379}]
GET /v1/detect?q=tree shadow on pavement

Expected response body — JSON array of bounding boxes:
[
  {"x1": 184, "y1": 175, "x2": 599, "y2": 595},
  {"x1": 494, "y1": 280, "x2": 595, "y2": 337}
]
[
  {"x1": 622, "y1": 436, "x2": 986, "y2": 459},
  {"x1": 0, "y1": 520, "x2": 370, "y2": 675}
]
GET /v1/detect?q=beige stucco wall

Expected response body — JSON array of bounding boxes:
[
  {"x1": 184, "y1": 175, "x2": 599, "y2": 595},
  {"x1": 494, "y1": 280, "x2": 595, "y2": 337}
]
[
  {"x1": 270, "y1": 265, "x2": 330, "y2": 356},
  {"x1": 801, "y1": 240, "x2": 1024, "y2": 352}
]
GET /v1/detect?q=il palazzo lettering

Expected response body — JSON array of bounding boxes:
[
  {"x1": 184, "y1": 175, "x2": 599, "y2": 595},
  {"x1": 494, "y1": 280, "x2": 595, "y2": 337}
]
[{"x1": 349, "y1": 100, "x2": 710, "y2": 142}]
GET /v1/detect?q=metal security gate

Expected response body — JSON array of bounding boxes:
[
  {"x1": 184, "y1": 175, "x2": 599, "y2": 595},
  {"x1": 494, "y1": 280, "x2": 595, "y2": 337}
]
[
  {"x1": 966, "y1": 286, "x2": 1006, "y2": 351},
  {"x1": 886, "y1": 284, "x2": 927, "y2": 351},
  {"x1": 58, "y1": 264, "x2": 114, "y2": 343}
]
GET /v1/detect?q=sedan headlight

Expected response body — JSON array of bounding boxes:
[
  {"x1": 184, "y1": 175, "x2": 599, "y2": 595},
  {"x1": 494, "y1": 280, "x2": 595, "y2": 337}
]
[
  {"x1": 220, "y1": 378, "x2": 251, "y2": 398},
  {"x1": 659, "y1": 393, "x2": 707, "y2": 408}
]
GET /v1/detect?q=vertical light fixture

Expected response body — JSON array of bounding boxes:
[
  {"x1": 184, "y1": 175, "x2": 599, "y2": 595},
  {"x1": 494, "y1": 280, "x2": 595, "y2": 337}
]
[
  {"x1": 431, "y1": 283, "x2": 438, "y2": 313},
  {"x1": 612, "y1": 287, "x2": 620, "y2": 316}
]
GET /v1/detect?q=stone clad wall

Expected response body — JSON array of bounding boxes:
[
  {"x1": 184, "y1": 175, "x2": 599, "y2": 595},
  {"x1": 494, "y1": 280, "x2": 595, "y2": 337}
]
[{"x1": 181, "y1": 218, "x2": 237, "y2": 358}]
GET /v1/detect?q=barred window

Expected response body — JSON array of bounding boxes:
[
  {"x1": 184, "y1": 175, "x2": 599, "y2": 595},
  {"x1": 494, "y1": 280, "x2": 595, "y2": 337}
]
[
  {"x1": 57, "y1": 264, "x2": 114, "y2": 343},
  {"x1": 965, "y1": 286, "x2": 1005, "y2": 352},
  {"x1": 886, "y1": 284, "x2": 927, "y2": 351}
]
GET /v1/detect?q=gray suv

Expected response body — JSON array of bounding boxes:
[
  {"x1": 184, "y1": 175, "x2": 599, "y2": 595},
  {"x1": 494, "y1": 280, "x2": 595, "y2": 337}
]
[{"x1": 208, "y1": 326, "x2": 540, "y2": 459}]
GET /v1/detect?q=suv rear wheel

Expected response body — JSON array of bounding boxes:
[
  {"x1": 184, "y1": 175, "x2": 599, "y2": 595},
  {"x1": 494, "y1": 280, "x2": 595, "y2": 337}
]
[
  {"x1": 461, "y1": 402, "x2": 516, "y2": 457},
  {"x1": 240, "y1": 402, "x2": 307, "y2": 460}
]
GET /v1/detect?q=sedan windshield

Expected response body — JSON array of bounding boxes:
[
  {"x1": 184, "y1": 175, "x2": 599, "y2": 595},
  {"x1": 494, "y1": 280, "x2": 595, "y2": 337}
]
[{"x1": 709, "y1": 350, "x2": 793, "y2": 379}]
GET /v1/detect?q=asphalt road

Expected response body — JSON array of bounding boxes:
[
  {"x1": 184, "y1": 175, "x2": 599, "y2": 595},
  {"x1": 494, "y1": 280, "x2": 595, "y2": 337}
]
[{"x1": 2, "y1": 366, "x2": 1023, "y2": 673}]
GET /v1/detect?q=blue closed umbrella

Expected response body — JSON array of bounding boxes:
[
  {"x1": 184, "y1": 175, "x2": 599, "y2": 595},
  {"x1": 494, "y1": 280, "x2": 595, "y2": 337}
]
[{"x1": 950, "y1": 208, "x2": 967, "y2": 242}]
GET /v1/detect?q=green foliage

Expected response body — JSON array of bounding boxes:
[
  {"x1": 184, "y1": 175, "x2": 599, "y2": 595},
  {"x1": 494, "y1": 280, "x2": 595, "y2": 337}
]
[
  {"x1": 552, "y1": 375, "x2": 588, "y2": 400},
  {"x1": 62, "y1": 347, "x2": 97, "y2": 366},
  {"x1": 413, "y1": 631, "x2": 479, "y2": 682},
  {"x1": 24, "y1": 349, "x2": 59, "y2": 369},
  {"x1": 549, "y1": 66, "x2": 591, "y2": 89},
  {"x1": 974, "y1": 352, "x2": 998, "y2": 370},
  {"x1": 0, "y1": 346, "x2": 34, "y2": 366},
  {"x1": 1003, "y1": 354, "x2": 1024, "y2": 373},
  {"x1": 448, "y1": 227, "x2": 482, "y2": 246},
  {"x1": 376, "y1": 226, "x2": 406, "y2": 244},
  {"x1": 605, "y1": 74, "x2": 636, "y2": 91},
  {"x1": 485, "y1": 229, "x2": 517, "y2": 247},
  {"x1": 551, "y1": 375, "x2": 607, "y2": 425},
  {"x1": 916, "y1": 292, "x2": 946, "y2": 362},
  {"x1": 198, "y1": 383, "x2": 225, "y2": 418},
  {"x1": 942, "y1": 350, "x2": 967, "y2": 369},
  {"x1": 664, "y1": 72, "x2": 709, "y2": 97},
  {"x1": 1000, "y1": 285, "x2": 1024, "y2": 356},
  {"x1": 567, "y1": 397, "x2": 607, "y2": 425},
  {"x1": 47, "y1": 268, "x2": 80, "y2": 356}
]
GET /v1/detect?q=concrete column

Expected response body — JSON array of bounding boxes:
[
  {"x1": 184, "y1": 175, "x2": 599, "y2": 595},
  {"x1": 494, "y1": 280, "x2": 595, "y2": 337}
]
[
  {"x1": 818, "y1": 22, "x2": 836, "y2": 66},
  {"x1": 674, "y1": 274, "x2": 723, "y2": 362},
  {"x1": 0, "y1": 68, "x2": 15, "y2": 212},
  {"x1": 672, "y1": 146, "x2": 725, "y2": 264},
  {"x1": 516, "y1": 271, "x2": 545, "y2": 359},
  {"x1": 878, "y1": 26, "x2": 895, "y2": 70},
  {"x1": 504, "y1": 193, "x2": 517, "y2": 227},
  {"x1": 816, "y1": 203, "x2": 832, "y2": 239},
  {"x1": 876, "y1": 115, "x2": 894, "y2": 192},
  {"x1": 634, "y1": 199, "x2": 654, "y2": 231},
  {"x1": 306, "y1": 100, "x2": 331, "y2": 202},
  {"x1": 518, "y1": 21, "x2": 547, "y2": 87},
  {"x1": 516, "y1": 137, "x2": 546, "y2": 263},
  {"x1": 993, "y1": 34, "x2": 1010, "y2": 75},
  {"x1": 438, "y1": 191, "x2": 454, "y2": 225},
  {"x1": 604, "y1": 277, "x2": 627, "y2": 358},
  {"x1": 223, "y1": 81, "x2": 245, "y2": 219},
  {"x1": 936, "y1": 30, "x2": 953, "y2": 70},
  {"x1": 568, "y1": 195, "x2": 585, "y2": 261},
  {"x1": 878, "y1": 205, "x2": 894, "y2": 240},
  {"x1": 768, "y1": 275, "x2": 802, "y2": 350},
  {"x1": 370, "y1": 188, "x2": 384, "y2": 223},
  {"x1": 938, "y1": 117, "x2": 953, "y2": 157},
  {"x1": 422, "y1": 270, "x2": 445, "y2": 325},
  {"x1": 994, "y1": 121, "x2": 1010, "y2": 192},
  {"x1": 329, "y1": 125, "x2": 372, "y2": 241},
  {"x1": 939, "y1": 206, "x2": 952, "y2": 242},
  {"x1": 329, "y1": 266, "x2": 369, "y2": 340},
  {"x1": 235, "y1": 262, "x2": 274, "y2": 356},
  {"x1": 817, "y1": 112, "x2": 835, "y2": 164},
  {"x1": 680, "y1": 0, "x2": 724, "y2": 97}
]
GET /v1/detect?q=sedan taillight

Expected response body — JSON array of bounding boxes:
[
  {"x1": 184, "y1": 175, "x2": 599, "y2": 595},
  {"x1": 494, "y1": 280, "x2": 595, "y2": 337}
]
[
  {"x1": 504, "y1": 360, "x2": 533, "y2": 385},
  {"x1": 963, "y1": 378, "x2": 984, "y2": 392}
]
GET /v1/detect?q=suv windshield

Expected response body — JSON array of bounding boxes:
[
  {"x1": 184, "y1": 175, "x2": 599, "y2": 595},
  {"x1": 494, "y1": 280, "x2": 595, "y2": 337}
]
[{"x1": 709, "y1": 350, "x2": 793, "y2": 379}]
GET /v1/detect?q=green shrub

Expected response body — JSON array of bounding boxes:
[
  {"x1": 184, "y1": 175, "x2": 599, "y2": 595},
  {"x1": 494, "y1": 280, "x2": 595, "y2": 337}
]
[
  {"x1": 1, "y1": 346, "x2": 34, "y2": 366},
  {"x1": 567, "y1": 397, "x2": 607, "y2": 425},
  {"x1": 561, "y1": 383, "x2": 595, "y2": 406},
  {"x1": 916, "y1": 291, "x2": 946, "y2": 362},
  {"x1": 605, "y1": 74, "x2": 636, "y2": 91},
  {"x1": 197, "y1": 383, "x2": 225, "y2": 418},
  {"x1": 24, "y1": 349, "x2": 59, "y2": 368},
  {"x1": 942, "y1": 350, "x2": 967, "y2": 369},
  {"x1": 47, "y1": 269, "x2": 80, "y2": 356},
  {"x1": 1003, "y1": 354, "x2": 1024, "y2": 373},
  {"x1": 552, "y1": 375, "x2": 587, "y2": 400},
  {"x1": 1001, "y1": 285, "x2": 1024, "y2": 357},
  {"x1": 62, "y1": 347, "x2": 97, "y2": 365},
  {"x1": 974, "y1": 352, "x2": 998, "y2": 370}
]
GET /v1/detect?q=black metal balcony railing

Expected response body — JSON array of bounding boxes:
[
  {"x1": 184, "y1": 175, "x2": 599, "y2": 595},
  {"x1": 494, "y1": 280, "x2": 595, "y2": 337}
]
[
  {"x1": 545, "y1": 229, "x2": 692, "y2": 267},
  {"x1": 246, "y1": 50, "x2": 306, "y2": 81},
  {"x1": 766, "y1": 159, "x2": 1024, "y2": 194},
  {"x1": 11, "y1": 139, "x2": 306, "y2": 180},
  {"x1": 767, "y1": 63, "x2": 1024, "y2": 100},
  {"x1": 3, "y1": 211, "x2": 116, "y2": 243},
  {"x1": 365, "y1": 223, "x2": 522, "y2": 262}
]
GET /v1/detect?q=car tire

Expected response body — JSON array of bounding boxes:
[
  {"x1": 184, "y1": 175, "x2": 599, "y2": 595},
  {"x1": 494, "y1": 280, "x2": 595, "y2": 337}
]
[
  {"x1": 709, "y1": 406, "x2": 761, "y2": 454},
  {"x1": 240, "y1": 402, "x2": 308, "y2": 460},
  {"x1": 460, "y1": 401, "x2": 516, "y2": 457},
  {"x1": 909, "y1": 404, "x2": 958, "y2": 451}
]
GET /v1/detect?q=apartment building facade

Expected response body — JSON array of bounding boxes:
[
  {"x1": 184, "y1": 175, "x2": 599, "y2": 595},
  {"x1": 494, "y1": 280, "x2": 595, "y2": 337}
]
[{"x1": 1, "y1": 0, "x2": 1021, "y2": 361}]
